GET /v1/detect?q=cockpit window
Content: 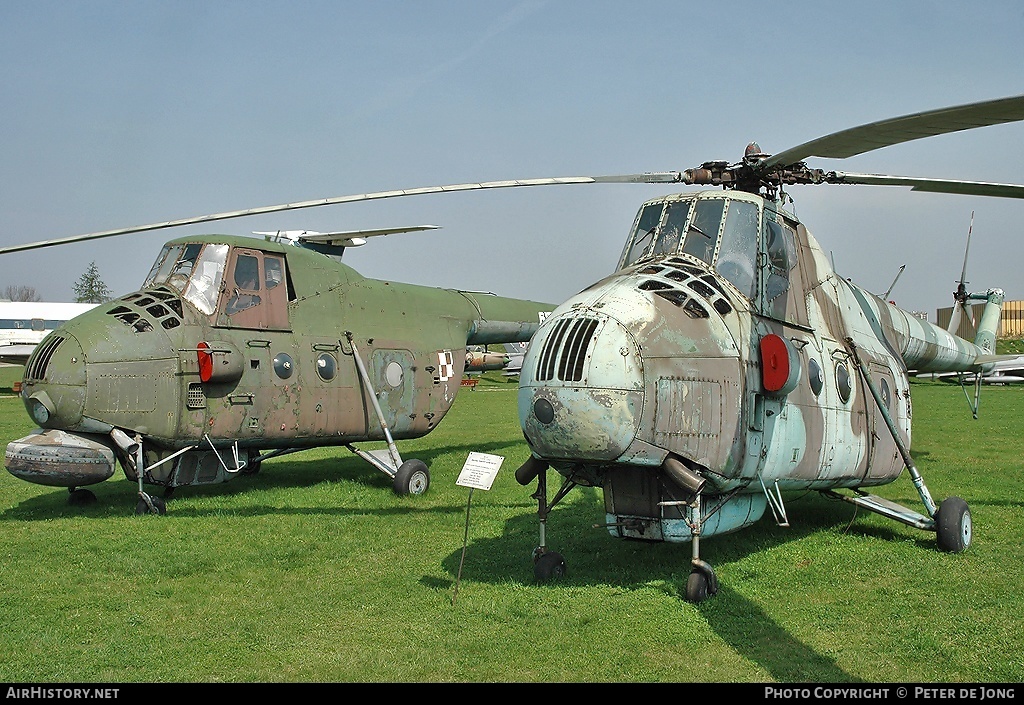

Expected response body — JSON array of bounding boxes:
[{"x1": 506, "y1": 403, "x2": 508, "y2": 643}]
[
  {"x1": 183, "y1": 244, "x2": 228, "y2": 315},
  {"x1": 144, "y1": 244, "x2": 185, "y2": 288},
  {"x1": 143, "y1": 243, "x2": 228, "y2": 316},
  {"x1": 715, "y1": 199, "x2": 759, "y2": 299},
  {"x1": 226, "y1": 254, "x2": 262, "y2": 315},
  {"x1": 681, "y1": 199, "x2": 725, "y2": 264},
  {"x1": 264, "y1": 256, "x2": 284, "y2": 290},
  {"x1": 621, "y1": 203, "x2": 664, "y2": 268},
  {"x1": 167, "y1": 244, "x2": 203, "y2": 289},
  {"x1": 764, "y1": 220, "x2": 797, "y2": 302},
  {"x1": 651, "y1": 201, "x2": 691, "y2": 257}
]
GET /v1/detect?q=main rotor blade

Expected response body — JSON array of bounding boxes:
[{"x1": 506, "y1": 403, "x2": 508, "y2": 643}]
[
  {"x1": 761, "y1": 94, "x2": 1024, "y2": 169},
  {"x1": 254, "y1": 225, "x2": 441, "y2": 241},
  {"x1": 0, "y1": 173, "x2": 683, "y2": 255},
  {"x1": 830, "y1": 172, "x2": 1024, "y2": 199}
]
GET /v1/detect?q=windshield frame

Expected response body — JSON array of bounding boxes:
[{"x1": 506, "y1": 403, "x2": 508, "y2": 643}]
[{"x1": 143, "y1": 242, "x2": 229, "y2": 316}]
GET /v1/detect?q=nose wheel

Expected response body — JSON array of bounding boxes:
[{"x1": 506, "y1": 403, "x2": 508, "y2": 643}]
[
  {"x1": 935, "y1": 496, "x2": 972, "y2": 553},
  {"x1": 533, "y1": 550, "x2": 566, "y2": 581},
  {"x1": 519, "y1": 459, "x2": 579, "y2": 584},
  {"x1": 685, "y1": 560, "x2": 719, "y2": 603},
  {"x1": 135, "y1": 492, "x2": 166, "y2": 515},
  {"x1": 67, "y1": 487, "x2": 97, "y2": 506}
]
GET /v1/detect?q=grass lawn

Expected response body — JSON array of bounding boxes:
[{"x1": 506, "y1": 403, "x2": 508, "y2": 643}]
[{"x1": 0, "y1": 365, "x2": 1021, "y2": 683}]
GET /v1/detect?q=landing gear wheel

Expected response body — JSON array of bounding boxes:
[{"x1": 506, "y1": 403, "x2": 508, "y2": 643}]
[
  {"x1": 393, "y1": 459, "x2": 430, "y2": 496},
  {"x1": 241, "y1": 459, "x2": 261, "y2": 476},
  {"x1": 67, "y1": 488, "x2": 96, "y2": 506},
  {"x1": 534, "y1": 551, "x2": 567, "y2": 581},
  {"x1": 935, "y1": 496, "x2": 972, "y2": 553},
  {"x1": 135, "y1": 495, "x2": 167, "y2": 516},
  {"x1": 685, "y1": 562, "x2": 719, "y2": 604}
]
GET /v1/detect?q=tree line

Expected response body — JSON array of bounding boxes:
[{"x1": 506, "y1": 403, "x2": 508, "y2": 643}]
[{"x1": 2, "y1": 261, "x2": 112, "y2": 303}]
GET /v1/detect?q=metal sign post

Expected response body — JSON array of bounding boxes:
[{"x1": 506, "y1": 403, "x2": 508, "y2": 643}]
[{"x1": 452, "y1": 452, "x2": 504, "y2": 606}]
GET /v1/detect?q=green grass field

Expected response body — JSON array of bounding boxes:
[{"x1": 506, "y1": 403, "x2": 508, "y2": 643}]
[{"x1": 0, "y1": 366, "x2": 1021, "y2": 683}]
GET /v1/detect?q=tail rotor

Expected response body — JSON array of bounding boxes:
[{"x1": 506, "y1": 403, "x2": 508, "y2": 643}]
[{"x1": 948, "y1": 211, "x2": 976, "y2": 335}]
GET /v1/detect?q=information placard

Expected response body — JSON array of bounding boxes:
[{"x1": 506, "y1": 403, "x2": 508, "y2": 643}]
[{"x1": 455, "y1": 452, "x2": 504, "y2": 491}]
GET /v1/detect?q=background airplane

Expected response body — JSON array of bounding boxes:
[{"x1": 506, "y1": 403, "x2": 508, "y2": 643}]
[
  {"x1": 500, "y1": 342, "x2": 527, "y2": 377},
  {"x1": 0, "y1": 301, "x2": 98, "y2": 365}
]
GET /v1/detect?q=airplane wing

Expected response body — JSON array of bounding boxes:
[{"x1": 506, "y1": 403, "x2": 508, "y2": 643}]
[{"x1": 0, "y1": 344, "x2": 36, "y2": 366}]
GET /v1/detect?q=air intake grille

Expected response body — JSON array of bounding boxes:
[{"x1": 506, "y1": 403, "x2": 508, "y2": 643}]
[
  {"x1": 26, "y1": 335, "x2": 63, "y2": 381},
  {"x1": 536, "y1": 317, "x2": 598, "y2": 382},
  {"x1": 186, "y1": 383, "x2": 207, "y2": 409}
]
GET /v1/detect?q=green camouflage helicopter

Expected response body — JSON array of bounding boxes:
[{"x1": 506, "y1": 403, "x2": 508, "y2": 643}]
[{"x1": 3, "y1": 225, "x2": 552, "y2": 513}]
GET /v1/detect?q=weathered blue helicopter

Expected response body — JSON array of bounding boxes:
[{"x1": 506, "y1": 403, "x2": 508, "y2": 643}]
[{"x1": 509, "y1": 94, "x2": 1024, "y2": 601}]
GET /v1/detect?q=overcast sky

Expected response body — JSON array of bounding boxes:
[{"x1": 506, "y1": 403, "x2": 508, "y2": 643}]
[{"x1": 1, "y1": 1, "x2": 1023, "y2": 318}]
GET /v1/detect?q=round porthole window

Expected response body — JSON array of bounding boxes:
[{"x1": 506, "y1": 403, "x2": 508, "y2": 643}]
[
  {"x1": 385, "y1": 361, "x2": 404, "y2": 388},
  {"x1": 880, "y1": 377, "x2": 891, "y2": 409},
  {"x1": 273, "y1": 353, "x2": 294, "y2": 379},
  {"x1": 316, "y1": 353, "x2": 337, "y2": 381},
  {"x1": 836, "y1": 362, "x2": 852, "y2": 403},
  {"x1": 808, "y1": 358, "x2": 824, "y2": 396}
]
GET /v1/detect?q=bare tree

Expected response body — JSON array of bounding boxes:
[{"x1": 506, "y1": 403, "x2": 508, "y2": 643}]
[{"x1": 3, "y1": 285, "x2": 42, "y2": 302}]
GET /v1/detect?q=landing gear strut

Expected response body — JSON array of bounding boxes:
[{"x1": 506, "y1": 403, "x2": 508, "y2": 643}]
[
  {"x1": 843, "y1": 338, "x2": 973, "y2": 554},
  {"x1": 345, "y1": 332, "x2": 431, "y2": 496},
  {"x1": 517, "y1": 457, "x2": 574, "y2": 582},
  {"x1": 661, "y1": 492, "x2": 719, "y2": 604}
]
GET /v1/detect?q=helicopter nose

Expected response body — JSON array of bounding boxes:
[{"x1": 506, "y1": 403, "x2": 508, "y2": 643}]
[
  {"x1": 20, "y1": 331, "x2": 88, "y2": 428},
  {"x1": 5, "y1": 331, "x2": 118, "y2": 488},
  {"x1": 518, "y1": 313, "x2": 644, "y2": 462}
]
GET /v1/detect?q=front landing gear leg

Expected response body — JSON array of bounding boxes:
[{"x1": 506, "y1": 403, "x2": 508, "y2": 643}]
[
  {"x1": 109, "y1": 428, "x2": 167, "y2": 516},
  {"x1": 663, "y1": 491, "x2": 718, "y2": 603},
  {"x1": 516, "y1": 457, "x2": 574, "y2": 581},
  {"x1": 687, "y1": 496, "x2": 718, "y2": 603}
]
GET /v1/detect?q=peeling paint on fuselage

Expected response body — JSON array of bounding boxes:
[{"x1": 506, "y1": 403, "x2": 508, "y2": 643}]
[{"x1": 519, "y1": 190, "x2": 998, "y2": 542}]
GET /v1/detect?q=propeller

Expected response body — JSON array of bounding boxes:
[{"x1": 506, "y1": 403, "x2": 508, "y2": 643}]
[
  {"x1": 2, "y1": 95, "x2": 1024, "y2": 255},
  {"x1": 948, "y1": 212, "x2": 977, "y2": 335}
]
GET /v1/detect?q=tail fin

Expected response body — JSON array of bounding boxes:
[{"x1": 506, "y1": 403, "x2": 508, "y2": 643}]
[{"x1": 973, "y1": 288, "x2": 1005, "y2": 355}]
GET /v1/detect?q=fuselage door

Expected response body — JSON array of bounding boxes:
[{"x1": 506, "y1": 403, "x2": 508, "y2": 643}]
[
  {"x1": 864, "y1": 362, "x2": 903, "y2": 483},
  {"x1": 215, "y1": 248, "x2": 290, "y2": 330}
]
